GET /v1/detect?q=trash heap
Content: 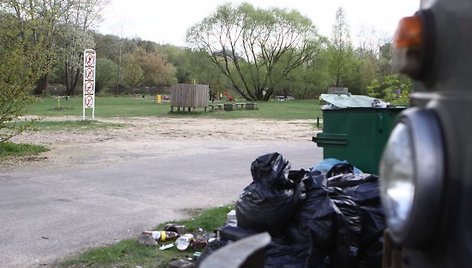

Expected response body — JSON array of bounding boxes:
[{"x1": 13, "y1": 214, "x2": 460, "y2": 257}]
[
  {"x1": 198, "y1": 152, "x2": 386, "y2": 268},
  {"x1": 138, "y1": 223, "x2": 214, "y2": 267}
]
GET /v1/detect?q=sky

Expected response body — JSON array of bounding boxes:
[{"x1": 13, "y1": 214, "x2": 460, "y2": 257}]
[{"x1": 98, "y1": 0, "x2": 420, "y2": 47}]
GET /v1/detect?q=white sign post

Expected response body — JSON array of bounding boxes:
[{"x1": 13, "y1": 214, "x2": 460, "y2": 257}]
[{"x1": 83, "y1": 49, "x2": 96, "y2": 120}]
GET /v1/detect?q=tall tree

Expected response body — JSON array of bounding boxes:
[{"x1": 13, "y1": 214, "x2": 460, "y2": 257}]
[
  {"x1": 186, "y1": 3, "x2": 325, "y2": 101},
  {"x1": 378, "y1": 42, "x2": 394, "y2": 77},
  {"x1": 95, "y1": 57, "x2": 118, "y2": 93},
  {"x1": 0, "y1": 11, "x2": 48, "y2": 142},
  {"x1": 122, "y1": 47, "x2": 177, "y2": 88},
  {"x1": 328, "y1": 7, "x2": 354, "y2": 88},
  {"x1": 3, "y1": 0, "x2": 66, "y2": 95},
  {"x1": 55, "y1": 25, "x2": 95, "y2": 96},
  {"x1": 57, "y1": 0, "x2": 109, "y2": 96},
  {"x1": 2, "y1": 0, "x2": 109, "y2": 96},
  {"x1": 367, "y1": 74, "x2": 412, "y2": 105}
]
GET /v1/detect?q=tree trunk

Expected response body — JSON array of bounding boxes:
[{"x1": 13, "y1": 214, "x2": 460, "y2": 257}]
[
  {"x1": 70, "y1": 68, "x2": 81, "y2": 96},
  {"x1": 64, "y1": 63, "x2": 81, "y2": 96},
  {"x1": 65, "y1": 62, "x2": 71, "y2": 96},
  {"x1": 33, "y1": 75, "x2": 49, "y2": 96}
]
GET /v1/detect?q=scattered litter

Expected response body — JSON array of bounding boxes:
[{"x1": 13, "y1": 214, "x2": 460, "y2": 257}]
[
  {"x1": 136, "y1": 153, "x2": 385, "y2": 267},
  {"x1": 192, "y1": 251, "x2": 202, "y2": 261},
  {"x1": 198, "y1": 153, "x2": 385, "y2": 267},
  {"x1": 225, "y1": 210, "x2": 237, "y2": 227},
  {"x1": 139, "y1": 230, "x2": 181, "y2": 247},
  {"x1": 192, "y1": 237, "x2": 208, "y2": 251},
  {"x1": 165, "y1": 223, "x2": 186, "y2": 235},
  {"x1": 143, "y1": 230, "x2": 180, "y2": 241},
  {"x1": 159, "y1": 243, "x2": 174, "y2": 251},
  {"x1": 175, "y1": 233, "x2": 195, "y2": 251}
]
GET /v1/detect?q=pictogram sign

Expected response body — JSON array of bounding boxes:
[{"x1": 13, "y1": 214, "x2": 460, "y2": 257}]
[{"x1": 83, "y1": 49, "x2": 96, "y2": 120}]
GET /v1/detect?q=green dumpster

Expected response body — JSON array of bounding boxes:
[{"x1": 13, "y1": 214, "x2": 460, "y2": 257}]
[{"x1": 313, "y1": 94, "x2": 404, "y2": 174}]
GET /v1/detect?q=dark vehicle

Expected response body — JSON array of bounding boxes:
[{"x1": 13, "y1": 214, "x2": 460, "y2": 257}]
[{"x1": 380, "y1": 0, "x2": 472, "y2": 267}]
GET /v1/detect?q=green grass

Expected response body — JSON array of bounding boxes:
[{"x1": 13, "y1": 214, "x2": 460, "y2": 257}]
[
  {"x1": 31, "y1": 120, "x2": 125, "y2": 131},
  {"x1": 26, "y1": 96, "x2": 322, "y2": 120},
  {"x1": 0, "y1": 121, "x2": 123, "y2": 161},
  {"x1": 0, "y1": 142, "x2": 49, "y2": 160},
  {"x1": 58, "y1": 205, "x2": 233, "y2": 268}
]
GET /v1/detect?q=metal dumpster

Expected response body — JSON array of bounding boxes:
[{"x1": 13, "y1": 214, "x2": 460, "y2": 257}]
[{"x1": 313, "y1": 94, "x2": 404, "y2": 174}]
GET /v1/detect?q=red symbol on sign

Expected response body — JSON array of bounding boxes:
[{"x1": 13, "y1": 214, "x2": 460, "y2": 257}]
[
  {"x1": 85, "y1": 82, "x2": 94, "y2": 95},
  {"x1": 85, "y1": 54, "x2": 95, "y2": 66},
  {"x1": 85, "y1": 68, "x2": 94, "y2": 81},
  {"x1": 84, "y1": 95, "x2": 94, "y2": 108}
]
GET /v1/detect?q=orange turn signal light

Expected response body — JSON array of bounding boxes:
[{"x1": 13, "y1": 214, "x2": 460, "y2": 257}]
[{"x1": 394, "y1": 15, "x2": 423, "y2": 49}]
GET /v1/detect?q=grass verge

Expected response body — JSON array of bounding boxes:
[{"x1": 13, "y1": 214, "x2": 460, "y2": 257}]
[
  {"x1": 26, "y1": 96, "x2": 322, "y2": 120},
  {"x1": 31, "y1": 120, "x2": 125, "y2": 131},
  {"x1": 58, "y1": 205, "x2": 233, "y2": 268},
  {"x1": 0, "y1": 142, "x2": 49, "y2": 160}
]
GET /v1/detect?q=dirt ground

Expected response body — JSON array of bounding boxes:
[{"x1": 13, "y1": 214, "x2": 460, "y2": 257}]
[
  {"x1": 1, "y1": 116, "x2": 321, "y2": 267},
  {"x1": 6, "y1": 116, "x2": 318, "y2": 168}
]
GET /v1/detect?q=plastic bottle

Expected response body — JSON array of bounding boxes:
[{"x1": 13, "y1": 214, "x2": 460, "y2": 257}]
[{"x1": 143, "y1": 231, "x2": 180, "y2": 241}]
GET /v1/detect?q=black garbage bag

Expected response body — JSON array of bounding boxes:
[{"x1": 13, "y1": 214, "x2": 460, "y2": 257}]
[
  {"x1": 287, "y1": 172, "x2": 352, "y2": 268},
  {"x1": 265, "y1": 237, "x2": 309, "y2": 268},
  {"x1": 326, "y1": 163, "x2": 355, "y2": 178},
  {"x1": 236, "y1": 153, "x2": 304, "y2": 235},
  {"x1": 236, "y1": 181, "x2": 301, "y2": 235},
  {"x1": 195, "y1": 239, "x2": 230, "y2": 266},
  {"x1": 340, "y1": 175, "x2": 381, "y2": 207},
  {"x1": 329, "y1": 187, "x2": 362, "y2": 243},
  {"x1": 356, "y1": 206, "x2": 385, "y2": 268},
  {"x1": 197, "y1": 229, "x2": 308, "y2": 268},
  {"x1": 250, "y1": 152, "x2": 293, "y2": 189},
  {"x1": 328, "y1": 173, "x2": 385, "y2": 268}
]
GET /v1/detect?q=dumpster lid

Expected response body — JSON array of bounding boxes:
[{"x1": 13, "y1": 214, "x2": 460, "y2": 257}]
[{"x1": 320, "y1": 94, "x2": 389, "y2": 109}]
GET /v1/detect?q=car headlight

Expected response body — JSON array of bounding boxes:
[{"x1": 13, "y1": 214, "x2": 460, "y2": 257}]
[{"x1": 380, "y1": 108, "x2": 445, "y2": 247}]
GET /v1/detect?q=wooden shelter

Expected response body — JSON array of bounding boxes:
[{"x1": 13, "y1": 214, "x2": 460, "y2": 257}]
[{"x1": 170, "y1": 84, "x2": 209, "y2": 112}]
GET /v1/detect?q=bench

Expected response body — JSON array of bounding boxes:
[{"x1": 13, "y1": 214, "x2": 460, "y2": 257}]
[{"x1": 208, "y1": 103, "x2": 224, "y2": 111}]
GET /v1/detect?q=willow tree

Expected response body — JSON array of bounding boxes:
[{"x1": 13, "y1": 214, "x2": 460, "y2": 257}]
[{"x1": 186, "y1": 2, "x2": 325, "y2": 101}]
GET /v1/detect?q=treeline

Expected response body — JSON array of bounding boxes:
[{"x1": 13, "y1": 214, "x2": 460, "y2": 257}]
[
  {"x1": 0, "y1": 1, "x2": 410, "y2": 103},
  {"x1": 88, "y1": 5, "x2": 411, "y2": 102}
]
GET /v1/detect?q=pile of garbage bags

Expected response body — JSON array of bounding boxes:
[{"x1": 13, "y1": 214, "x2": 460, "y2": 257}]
[{"x1": 198, "y1": 153, "x2": 385, "y2": 268}]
